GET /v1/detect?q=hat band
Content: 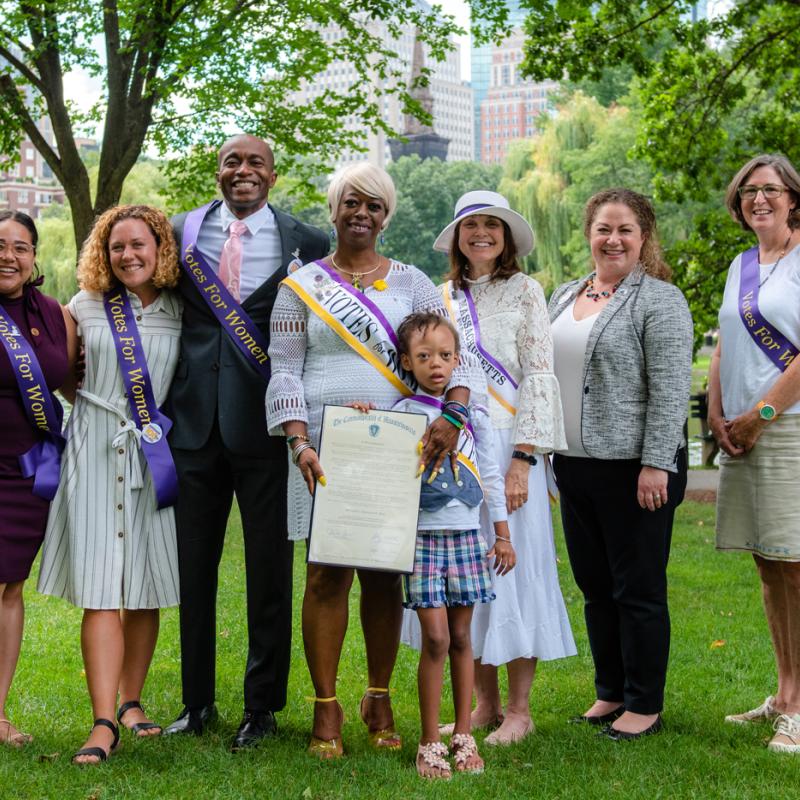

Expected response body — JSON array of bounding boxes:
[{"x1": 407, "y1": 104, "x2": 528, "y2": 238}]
[{"x1": 454, "y1": 203, "x2": 493, "y2": 220}]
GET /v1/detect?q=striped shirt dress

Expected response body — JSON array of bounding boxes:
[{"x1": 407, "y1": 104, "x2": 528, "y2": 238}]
[{"x1": 37, "y1": 289, "x2": 182, "y2": 610}]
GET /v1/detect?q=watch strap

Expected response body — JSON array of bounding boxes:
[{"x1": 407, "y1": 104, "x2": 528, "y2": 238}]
[{"x1": 511, "y1": 450, "x2": 537, "y2": 466}]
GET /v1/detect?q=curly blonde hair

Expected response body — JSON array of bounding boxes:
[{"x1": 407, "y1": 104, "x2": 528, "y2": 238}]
[
  {"x1": 583, "y1": 189, "x2": 672, "y2": 282},
  {"x1": 77, "y1": 205, "x2": 180, "y2": 292}
]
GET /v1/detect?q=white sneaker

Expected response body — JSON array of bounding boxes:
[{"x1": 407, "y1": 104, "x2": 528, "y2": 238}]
[
  {"x1": 768, "y1": 714, "x2": 800, "y2": 753},
  {"x1": 724, "y1": 696, "x2": 777, "y2": 724}
]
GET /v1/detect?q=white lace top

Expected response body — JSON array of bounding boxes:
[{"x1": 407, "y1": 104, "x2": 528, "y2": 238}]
[
  {"x1": 267, "y1": 260, "x2": 470, "y2": 540},
  {"x1": 463, "y1": 271, "x2": 566, "y2": 452}
]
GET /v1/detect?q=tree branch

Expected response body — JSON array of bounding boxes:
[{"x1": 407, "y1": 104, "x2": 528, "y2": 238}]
[
  {"x1": 0, "y1": 42, "x2": 43, "y2": 91},
  {"x1": 603, "y1": 1, "x2": 681, "y2": 46}
]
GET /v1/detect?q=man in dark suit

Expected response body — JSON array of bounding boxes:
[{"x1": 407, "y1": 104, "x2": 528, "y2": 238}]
[{"x1": 164, "y1": 134, "x2": 328, "y2": 750}]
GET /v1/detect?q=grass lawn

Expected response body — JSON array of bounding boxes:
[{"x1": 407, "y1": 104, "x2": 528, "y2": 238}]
[{"x1": 3, "y1": 500, "x2": 798, "y2": 799}]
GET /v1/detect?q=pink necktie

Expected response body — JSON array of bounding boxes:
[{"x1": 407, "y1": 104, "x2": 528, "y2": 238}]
[{"x1": 219, "y1": 220, "x2": 248, "y2": 301}]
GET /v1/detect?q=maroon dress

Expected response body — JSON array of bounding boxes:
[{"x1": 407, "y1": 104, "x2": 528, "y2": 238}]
[{"x1": 0, "y1": 284, "x2": 68, "y2": 582}]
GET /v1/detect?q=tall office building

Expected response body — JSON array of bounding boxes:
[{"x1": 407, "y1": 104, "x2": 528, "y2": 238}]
[
  {"x1": 479, "y1": 30, "x2": 558, "y2": 164},
  {"x1": 290, "y1": 6, "x2": 473, "y2": 168}
]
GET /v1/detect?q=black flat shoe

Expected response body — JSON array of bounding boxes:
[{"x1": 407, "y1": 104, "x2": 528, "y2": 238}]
[
  {"x1": 163, "y1": 704, "x2": 218, "y2": 736},
  {"x1": 231, "y1": 710, "x2": 277, "y2": 751},
  {"x1": 600, "y1": 715, "x2": 663, "y2": 741},
  {"x1": 568, "y1": 706, "x2": 624, "y2": 726}
]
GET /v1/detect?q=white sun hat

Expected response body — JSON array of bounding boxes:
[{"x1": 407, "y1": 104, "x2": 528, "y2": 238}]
[{"x1": 433, "y1": 190, "x2": 535, "y2": 257}]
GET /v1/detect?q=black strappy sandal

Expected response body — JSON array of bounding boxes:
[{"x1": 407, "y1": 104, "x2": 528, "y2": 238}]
[
  {"x1": 117, "y1": 700, "x2": 162, "y2": 736},
  {"x1": 72, "y1": 718, "x2": 120, "y2": 764}
]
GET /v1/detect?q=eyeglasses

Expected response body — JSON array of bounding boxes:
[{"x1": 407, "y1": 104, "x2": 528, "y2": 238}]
[
  {"x1": 0, "y1": 241, "x2": 34, "y2": 256},
  {"x1": 737, "y1": 184, "x2": 788, "y2": 200}
]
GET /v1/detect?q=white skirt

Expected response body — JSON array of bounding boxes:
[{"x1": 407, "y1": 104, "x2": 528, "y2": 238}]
[{"x1": 401, "y1": 427, "x2": 577, "y2": 665}]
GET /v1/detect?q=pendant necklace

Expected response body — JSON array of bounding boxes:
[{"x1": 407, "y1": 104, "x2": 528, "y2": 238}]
[
  {"x1": 585, "y1": 272, "x2": 623, "y2": 302},
  {"x1": 330, "y1": 254, "x2": 381, "y2": 291},
  {"x1": 758, "y1": 234, "x2": 792, "y2": 288}
]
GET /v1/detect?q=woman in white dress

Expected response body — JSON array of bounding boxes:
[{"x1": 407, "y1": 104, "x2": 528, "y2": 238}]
[
  {"x1": 38, "y1": 205, "x2": 182, "y2": 763},
  {"x1": 434, "y1": 190, "x2": 575, "y2": 744},
  {"x1": 267, "y1": 164, "x2": 469, "y2": 758}
]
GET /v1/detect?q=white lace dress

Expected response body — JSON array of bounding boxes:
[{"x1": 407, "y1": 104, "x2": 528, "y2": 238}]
[
  {"x1": 401, "y1": 271, "x2": 577, "y2": 664},
  {"x1": 266, "y1": 260, "x2": 468, "y2": 540}
]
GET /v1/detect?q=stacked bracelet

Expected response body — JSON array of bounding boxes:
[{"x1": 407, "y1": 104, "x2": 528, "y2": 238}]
[
  {"x1": 443, "y1": 400, "x2": 470, "y2": 420},
  {"x1": 441, "y1": 412, "x2": 465, "y2": 430},
  {"x1": 287, "y1": 433, "x2": 311, "y2": 448},
  {"x1": 291, "y1": 441, "x2": 316, "y2": 466},
  {"x1": 495, "y1": 535, "x2": 512, "y2": 544}
]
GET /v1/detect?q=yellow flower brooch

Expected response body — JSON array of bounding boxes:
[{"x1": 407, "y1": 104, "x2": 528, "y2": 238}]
[{"x1": 372, "y1": 279, "x2": 388, "y2": 291}]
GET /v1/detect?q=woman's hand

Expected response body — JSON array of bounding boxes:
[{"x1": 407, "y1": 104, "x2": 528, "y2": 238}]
[
  {"x1": 504, "y1": 458, "x2": 529, "y2": 514},
  {"x1": 725, "y1": 409, "x2": 766, "y2": 453},
  {"x1": 421, "y1": 416, "x2": 460, "y2": 476},
  {"x1": 487, "y1": 522, "x2": 516, "y2": 575},
  {"x1": 708, "y1": 412, "x2": 745, "y2": 457},
  {"x1": 297, "y1": 447, "x2": 326, "y2": 496},
  {"x1": 347, "y1": 401, "x2": 374, "y2": 413},
  {"x1": 636, "y1": 466, "x2": 669, "y2": 512}
]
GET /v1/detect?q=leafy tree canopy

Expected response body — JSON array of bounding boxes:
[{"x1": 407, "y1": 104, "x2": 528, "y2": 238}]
[{"x1": 0, "y1": 0, "x2": 508, "y2": 251}]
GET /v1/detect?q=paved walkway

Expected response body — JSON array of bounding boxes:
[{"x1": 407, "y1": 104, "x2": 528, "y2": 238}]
[{"x1": 686, "y1": 468, "x2": 719, "y2": 503}]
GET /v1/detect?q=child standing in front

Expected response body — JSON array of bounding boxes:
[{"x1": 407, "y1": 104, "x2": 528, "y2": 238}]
[{"x1": 395, "y1": 312, "x2": 514, "y2": 780}]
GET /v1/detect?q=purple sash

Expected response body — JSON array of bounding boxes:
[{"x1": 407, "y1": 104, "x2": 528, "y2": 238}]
[
  {"x1": 180, "y1": 203, "x2": 271, "y2": 382},
  {"x1": 738, "y1": 246, "x2": 799, "y2": 372},
  {"x1": 0, "y1": 305, "x2": 65, "y2": 500},
  {"x1": 103, "y1": 287, "x2": 178, "y2": 509}
]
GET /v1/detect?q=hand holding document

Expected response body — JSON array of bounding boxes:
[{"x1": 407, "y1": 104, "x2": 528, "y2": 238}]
[{"x1": 307, "y1": 405, "x2": 426, "y2": 573}]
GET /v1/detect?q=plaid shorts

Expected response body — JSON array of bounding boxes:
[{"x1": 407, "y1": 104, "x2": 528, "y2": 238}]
[{"x1": 403, "y1": 529, "x2": 495, "y2": 609}]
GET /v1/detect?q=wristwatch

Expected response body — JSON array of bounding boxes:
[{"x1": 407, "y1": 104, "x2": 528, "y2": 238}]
[
  {"x1": 756, "y1": 401, "x2": 777, "y2": 421},
  {"x1": 511, "y1": 450, "x2": 537, "y2": 466}
]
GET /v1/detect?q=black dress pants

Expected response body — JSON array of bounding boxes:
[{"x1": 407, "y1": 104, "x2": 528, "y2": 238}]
[
  {"x1": 553, "y1": 451, "x2": 686, "y2": 714},
  {"x1": 173, "y1": 422, "x2": 292, "y2": 712}
]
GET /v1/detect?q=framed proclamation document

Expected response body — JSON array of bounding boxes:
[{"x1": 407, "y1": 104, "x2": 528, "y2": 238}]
[{"x1": 307, "y1": 405, "x2": 427, "y2": 573}]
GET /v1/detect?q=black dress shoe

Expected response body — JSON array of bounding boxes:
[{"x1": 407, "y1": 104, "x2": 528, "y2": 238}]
[
  {"x1": 600, "y1": 715, "x2": 663, "y2": 741},
  {"x1": 163, "y1": 705, "x2": 218, "y2": 736},
  {"x1": 568, "y1": 706, "x2": 624, "y2": 725},
  {"x1": 231, "y1": 710, "x2": 277, "y2": 751}
]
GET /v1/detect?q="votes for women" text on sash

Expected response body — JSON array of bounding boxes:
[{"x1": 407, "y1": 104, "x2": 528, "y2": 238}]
[
  {"x1": 180, "y1": 203, "x2": 271, "y2": 382},
  {"x1": 103, "y1": 287, "x2": 178, "y2": 509},
  {"x1": 0, "y1": 305, "x2": 65, "y2": 499},
  {"x1": 441, "y1": 281, "x2": 518, "y2": 415},
  {"x1": 738, "y1": 246, "x2": 799, "y2": 372},
  {"x1": 283, "y1": 260, "x2": 416, "y2": 396}
]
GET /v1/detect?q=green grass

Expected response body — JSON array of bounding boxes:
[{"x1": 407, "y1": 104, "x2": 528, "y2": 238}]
[{"x1": 3, "y1": 501, "x2": 797, "y2": 799}]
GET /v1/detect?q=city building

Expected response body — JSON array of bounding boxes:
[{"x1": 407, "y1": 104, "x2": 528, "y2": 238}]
[
  {"x1": 478, "y1": 30, "x2": 558, "y2": 164},
  {"x1": 290, "y1": 4, "x2": 473, "y2": 168},
  {"x1": 0, "y1": 119, "x2": 66, "y2": 218}
]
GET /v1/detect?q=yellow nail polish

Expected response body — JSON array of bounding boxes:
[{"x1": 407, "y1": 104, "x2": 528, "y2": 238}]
[
  {"x1": 454, "y1": 465, "x2": 460, "y2": 483},
  {"x1": 318, "y1": 475, "x2": 327, "y2": 487},
  {"x1": 416, "y1": 463, "x2": 426, "y2": 478},
  {"x1": 426, "y1": 470, "x2": 437, "y2": 485},
  {"x1": 417, "y1": 441, "x2": 424, "y2": 454}
]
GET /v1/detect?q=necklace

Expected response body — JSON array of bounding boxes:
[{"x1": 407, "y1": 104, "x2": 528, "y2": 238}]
[
  {"x1": 585, "y1": 272, "x2": 623, "y2": 302},
  {"x1": 758, "y1": 234, "x2": 792, "y2": 288},
  {"x1": 330, "y1": 254, "x2": 382, "y2": 291}
]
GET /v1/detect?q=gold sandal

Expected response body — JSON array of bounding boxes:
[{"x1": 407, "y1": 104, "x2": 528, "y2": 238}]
[
  {"x1": 360, "y1": 687, "x2": 402, "y2": 750},
  {"x1": 308, "y1": 696, "x2": 343, "y2": 759}
]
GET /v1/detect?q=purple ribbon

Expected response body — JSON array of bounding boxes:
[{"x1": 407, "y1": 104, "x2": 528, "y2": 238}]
[
  {"x1": 0, "y1": 305, "x2": 65, "y2": 500},
  {"x1": 181, "y1": 202, "x2": 271, "y2": 383},
  {"x1": 455, "y1": 203, "x2": 492, "y2": 219},
  {"x1": 462, "y1": 288, "x2": 519, "y2": 389},
  {"x1": 103, "y1": 287, "x2": 178, "y2": 509},
  {"x1": 738, "y1": 246, "x2": 799, "y2": 372}
]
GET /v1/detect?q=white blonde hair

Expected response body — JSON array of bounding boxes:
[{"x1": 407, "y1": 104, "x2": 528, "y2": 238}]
[{"x1": 327, "y1": 163, "x2": 397, "y2": 230}]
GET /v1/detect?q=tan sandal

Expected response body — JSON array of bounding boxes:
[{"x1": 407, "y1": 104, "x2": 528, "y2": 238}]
[
  {"x1": 0, "y1": 718, "x2": 32, "y2": 748},
  {"x1": 360, "y1": 687, "x2": 401, "y2": 750},
  {"x1": 416, "y1": 741, "x2": 451, "y2": 779},
  {"x1": 308, "y1": 696, "x2": 343, "y2": 759},
  {"x1": 450, "y1": 732, "x2": 484, "y2": 774}
]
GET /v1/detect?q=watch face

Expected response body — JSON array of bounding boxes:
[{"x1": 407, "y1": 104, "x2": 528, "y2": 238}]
[{"x1": 759, "y1": 404, "x2": 776, "y2": 420}]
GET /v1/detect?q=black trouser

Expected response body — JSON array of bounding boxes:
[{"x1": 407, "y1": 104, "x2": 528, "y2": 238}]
[
  {"x1": 553, "y1": 451, "x2": 686, "y2": 714},
  {"x1": 173, "y1": 422, "x2": 292, "y2": 712}
]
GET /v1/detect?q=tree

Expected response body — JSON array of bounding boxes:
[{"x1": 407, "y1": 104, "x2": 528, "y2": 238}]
[
  {"x1": 0, "y1": 1, "x2": 473, "y2": 251},
  {"x1": 517, "y1": 1, "x2": 800, "y2": 336}
]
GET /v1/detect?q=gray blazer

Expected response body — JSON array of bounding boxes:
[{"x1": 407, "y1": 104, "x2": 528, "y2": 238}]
[{"x1": 548, "y1": 266, "x2": 693, "y2": 472}]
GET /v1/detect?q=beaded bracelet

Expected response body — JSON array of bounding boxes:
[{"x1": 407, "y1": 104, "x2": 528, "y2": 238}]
[
  {"x1": 441, "y1": 412, "x2": 465, "y2": 430},
  {"x1": 443, "y1": 400, "x2": 470, "y2": 419}
]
